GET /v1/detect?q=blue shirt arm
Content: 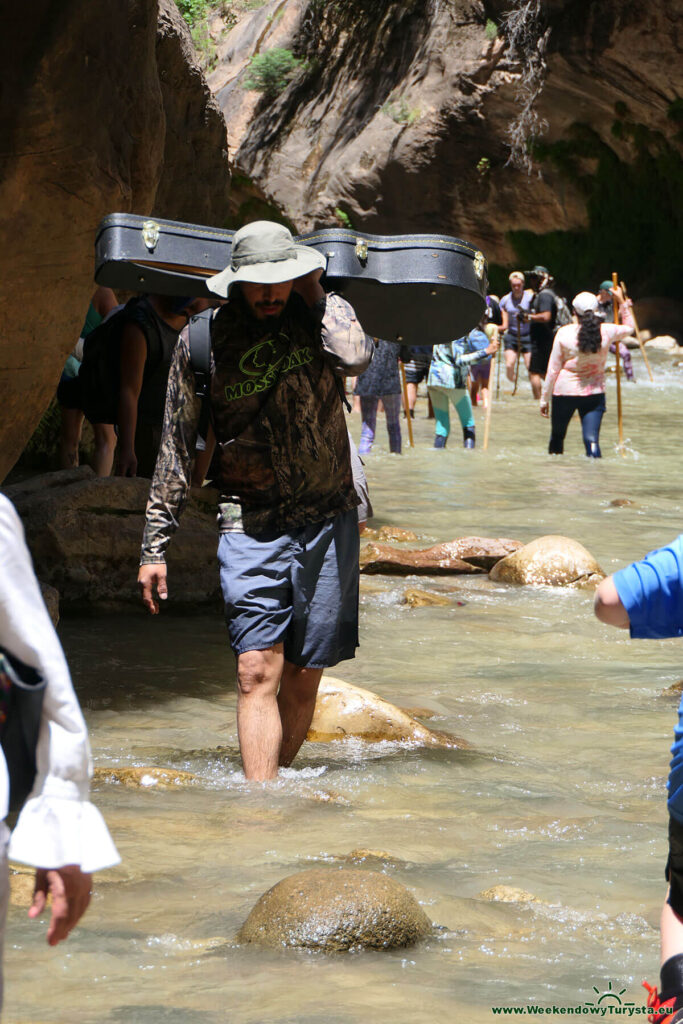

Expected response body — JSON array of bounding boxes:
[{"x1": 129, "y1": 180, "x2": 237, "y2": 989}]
[{"x1": 612, "y1": 536, "x2": 683, "y2": 639}]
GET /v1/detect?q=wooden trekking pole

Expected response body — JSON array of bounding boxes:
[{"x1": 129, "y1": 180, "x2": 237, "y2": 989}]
[
  {"x1": 612, "y1": 271, "x2": 625, "y2": 455},
  {"x1": 484, "y1": 328, "x2": 498, "y2": 450},
  {"x1": 512, "y1": 317, "x2": 522, "y2": 395},
  {"x1": 620, "y1": 279, "x2": 654, "y2": 382},
  {"x1": 483, "y1": 361, "x2": 494, "y2": 450},
  {"x1": 398, "y1": 359, "x2": 414, "y2": 448}
]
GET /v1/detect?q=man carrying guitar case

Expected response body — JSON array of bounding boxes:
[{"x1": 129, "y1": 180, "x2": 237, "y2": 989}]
[{"x1": 137, "y1": 221, "x2": 373, "y2": 782}]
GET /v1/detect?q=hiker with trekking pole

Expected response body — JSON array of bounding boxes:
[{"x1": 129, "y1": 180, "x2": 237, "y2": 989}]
[
  {"x1": 539, "y1": 290, "x2": 632, "y2": 458},
  {"x1": 499, "y1": 271, "x2": 533, "y2": 389}
]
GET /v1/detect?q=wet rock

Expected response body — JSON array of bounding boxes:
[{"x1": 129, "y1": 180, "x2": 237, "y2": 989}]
[
  {"x1": 9, "y1": 867, "x2": 35, "y2": 907},
  {"x1": 479, "y1": 885, "x2": 542, "y2": 904},
  {"x1": 93, "y1": 766, "x2": 199, "y2": 789},
  {"x1": 308, "y1": 676, "x2": 468, "y2": 749},
  {"x1": 398, "y1": 706, "x2": 438, "y2": 719},
  {"x1": 377, "y1": 526, "x2": 418, "y2": 543},
  {"x1": 661, "y1": 680, "x2": 683, "y2": 698},
  {"x1": 610, "y1": 498, "x2": 636, "y2": 507},
  {"x1": 343, "y1": 849, "x2": 404, "y2": 865},
  {"x1": 6, "y1": 471, "x2": 221, "y2": 609},
  {"x1": 360, "y1": 536, "x2": 521, "y2": 575},
  {"x1": 237, "y1": 868, "x2": 431, "y2": 951},
  {"x1": 363, "y1": 526, "x2": 417, "y2": 542},
  {"x1": 39, "y1": 582, "x2": 60, "y2": 627},
  {"x1": 644, "y1": 335, "x2": 681, "y2": 352},
  {"x1": 403, "y1": 588, "x2": 452, "y2": 608},
  {"x1": 489, "y1": 536, "x2": 605, "y2": 588}
]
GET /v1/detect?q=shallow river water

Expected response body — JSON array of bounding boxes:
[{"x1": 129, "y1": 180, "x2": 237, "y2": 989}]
[{"x1": 6, "y1": 346, "x2": 683, "y2": 1023}]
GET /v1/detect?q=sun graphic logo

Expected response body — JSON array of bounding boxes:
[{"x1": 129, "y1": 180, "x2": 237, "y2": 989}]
[{"x1": 583, "y1": 980, "x2": 635, "y2": 1011}]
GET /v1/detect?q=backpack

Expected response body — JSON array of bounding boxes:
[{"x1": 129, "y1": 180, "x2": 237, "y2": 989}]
[
  {"x1": 57, "y1": 297, "x2": 164, "y2": 425},
  {"x1": 554, "y1": 295, "x2": 573, "y2": 330},
  {"x1": 187, "y1": 308, "x2": 213, "y2": 441}
]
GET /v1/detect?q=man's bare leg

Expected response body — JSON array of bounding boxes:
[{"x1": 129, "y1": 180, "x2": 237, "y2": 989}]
[
  {"x1": 277, "y1": 664, "x2": 324, "y2": 767},
  {"x1": 236, "y1": 645, "x2": 284, "y2": 781}
]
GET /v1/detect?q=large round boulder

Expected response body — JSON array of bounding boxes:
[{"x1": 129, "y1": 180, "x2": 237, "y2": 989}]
[
  {"x1": 237, "y1": 868, "x2": 431, "y2": 951},
  {"x1": 489, "y1": 535, "x2": 605, "y2": 588},
  {"x1": 308, "y1": 676, "x2": 468, "y2": 749}
]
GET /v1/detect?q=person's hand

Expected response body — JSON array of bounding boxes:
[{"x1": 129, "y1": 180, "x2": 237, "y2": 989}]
[
  {"x1": 117, "y1": 448, "x2": 137, "y2": 477},
  {"x1": 540, "y1": 400, "x2": 549, "y2": 418},
  {"x1": 485, "y1": 337, "x2": 499, "y2": 356},
  {"x1": 611, "y1": 284, "x2": 625, "y2": 304},
  {"x1": 292, "y1": 269, "x2": 324, "y2": 306},
  {"x1": 138, "y1": 563, "x2": 168, "y2": 614},
  {"x1": 29, "y1": 865, "x2": 92, "y2": 947}
]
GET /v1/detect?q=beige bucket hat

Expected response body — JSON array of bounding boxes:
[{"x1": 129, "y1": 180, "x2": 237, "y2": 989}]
[{"x1": 207, "y1": 220, "x2": 327, "y2": 298}]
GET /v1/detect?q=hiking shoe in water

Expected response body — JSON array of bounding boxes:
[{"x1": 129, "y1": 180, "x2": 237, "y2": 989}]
[{"x1": 643, "y1": 980, "x2": 683, "y2": 1022}]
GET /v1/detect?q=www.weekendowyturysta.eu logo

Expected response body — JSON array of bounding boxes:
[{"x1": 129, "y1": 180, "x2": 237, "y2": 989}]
[{"x1": 490, "y1": 979, "x2": 673, "y2": 1015}]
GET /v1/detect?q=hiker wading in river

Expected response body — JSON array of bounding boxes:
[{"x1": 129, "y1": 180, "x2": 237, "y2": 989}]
[{"x1": 137, "y1": 221, "x2": 372, "y2": 781}]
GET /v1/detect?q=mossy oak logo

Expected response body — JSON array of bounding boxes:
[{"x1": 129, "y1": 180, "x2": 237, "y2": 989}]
[{"x1": 224, "y1": 334, "x2": 313, "y2": 402}]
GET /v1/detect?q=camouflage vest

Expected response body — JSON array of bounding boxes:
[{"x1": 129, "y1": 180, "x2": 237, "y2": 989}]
[{"x1": 209, "y1": 293, "x2": 357, "y2": 534}]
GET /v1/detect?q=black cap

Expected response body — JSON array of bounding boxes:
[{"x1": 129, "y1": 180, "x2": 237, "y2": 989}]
[{"x1": 525, "y1": 265, "x2": 550, "y2": 277}]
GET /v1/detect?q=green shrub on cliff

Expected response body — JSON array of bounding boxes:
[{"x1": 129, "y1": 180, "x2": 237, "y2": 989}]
[
  {"x1": 176, "y1": 0, "x2": 212, "y2": 26},
  {"x1": 242, "y1": 49, "x2": 307, "y2": 100},
  {"x1": 382, "y1": 98, "x2": 420, "y2": 126}
]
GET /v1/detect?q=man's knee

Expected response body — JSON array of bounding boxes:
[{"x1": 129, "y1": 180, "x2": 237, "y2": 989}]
[{"x1": 236, "y1": 649, "x2": 281, "y2": 697}]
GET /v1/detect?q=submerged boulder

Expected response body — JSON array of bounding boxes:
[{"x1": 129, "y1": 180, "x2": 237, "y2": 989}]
[
  {"x1": 360, "y1": 536, "x2": 520, "y2": 575},
  {"x1": 308, "y1": 676, "x2": 467, "y2": 748},
  {"x1": 402, "y1": 587, "x2": 452, "y2": 608},
  {"x1": 479, "y1": 885, "x2": 543, "y2": 905},
  {"x1": 489, "y1": 535, "x2": 604, "y2": 588},
  {"x1": 93, "y1": 766, "x2": 199, "y2": 789},
  {"x1": 238, "y1": 868, "x2": 431, "y2": 951}
]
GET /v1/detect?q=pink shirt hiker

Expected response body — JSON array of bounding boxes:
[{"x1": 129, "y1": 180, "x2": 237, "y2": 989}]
[{"x1": 541, "y1": 322, "x2": 633, "y2": 402}]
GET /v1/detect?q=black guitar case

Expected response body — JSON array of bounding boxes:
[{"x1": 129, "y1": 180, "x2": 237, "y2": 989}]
[{"x1": 94, "y1": 214, "x2": 488, "y2": 344}]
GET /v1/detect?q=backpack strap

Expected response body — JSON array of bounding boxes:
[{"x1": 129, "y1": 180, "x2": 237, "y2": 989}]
[{"x1": 188, "y1": 309, "x2": 213, "y2": 442}]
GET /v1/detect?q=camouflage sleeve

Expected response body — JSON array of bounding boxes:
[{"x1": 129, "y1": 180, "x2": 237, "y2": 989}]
[
  {"x1": 315, "y1": 292, "x2": 373, "y2": 375},
  {"x1": 140, "y1": 328, "x2": 202, "y2": 565}
]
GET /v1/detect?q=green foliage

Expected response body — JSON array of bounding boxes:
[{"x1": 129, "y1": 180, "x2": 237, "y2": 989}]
[
  {"x1": 242, "y1": 48, "x2": 307, "y2": 99},
  {"x1": 191, "y1": 23, "x2": 218, "y2": 71},
  {"x1": 485, "y1": 18, "x2": 498, "y2": 40},
  {"x1": 509, "y1": 121, "x2": 683, "y2": 298},
  {"x1": 381, "y1": 98, "x2": 420, "y2": 126},
  {"x1": 176, "y1": 0, "x2": 212, "y2": 28},
  {"x1": 334, "y1": 207, "x2": 353, "y2": 229},
  {"x1": 476, "y1": 156, "x2": 491, "y2": 175}
]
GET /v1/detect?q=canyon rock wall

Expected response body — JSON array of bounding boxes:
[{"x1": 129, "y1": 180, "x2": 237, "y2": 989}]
[
  {"x1": 0, "y1": 0, "x2": 230, "y2": 483},
  {"x1": 212, "y1": 0, "x2": 681, "y2": 300}
]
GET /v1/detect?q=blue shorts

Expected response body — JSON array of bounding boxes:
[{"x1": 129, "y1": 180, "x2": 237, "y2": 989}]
[{"x1": 217, "y1": 510, "x2": 360, "y2": 667}]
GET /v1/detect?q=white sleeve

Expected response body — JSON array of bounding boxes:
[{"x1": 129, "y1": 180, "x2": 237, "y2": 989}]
[{"x1": 0, "y1": 496, "x2": 119, "y2": 872}]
